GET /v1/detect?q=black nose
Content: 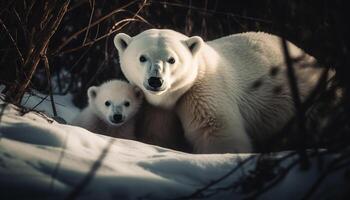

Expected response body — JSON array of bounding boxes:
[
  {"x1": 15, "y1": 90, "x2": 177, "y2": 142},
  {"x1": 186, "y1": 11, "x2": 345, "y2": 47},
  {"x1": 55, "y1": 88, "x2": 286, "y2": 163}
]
[
  {"x1": 113, "y1": 114, "x2": 123, "y2": 122},
  {"x1": 148, "y1": 77, "x2": 163, "y2": 89}
]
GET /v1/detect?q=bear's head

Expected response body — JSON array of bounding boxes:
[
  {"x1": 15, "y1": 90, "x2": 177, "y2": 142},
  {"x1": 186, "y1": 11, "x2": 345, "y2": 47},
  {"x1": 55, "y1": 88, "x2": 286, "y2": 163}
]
[
  {"x1": 87, "y1": 80, "x2": 143, "y2": 126},
  {"x1": 114, "y1": 29, "x2": 204, "y2": 108}
]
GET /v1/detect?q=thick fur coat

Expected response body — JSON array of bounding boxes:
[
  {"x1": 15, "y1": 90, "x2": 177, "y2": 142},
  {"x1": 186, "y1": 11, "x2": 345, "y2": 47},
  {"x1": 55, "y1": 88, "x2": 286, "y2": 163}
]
[
  {"x1": 72, "y1": 80, "x2": 143, "y2": 139},
  {"x1": 114, "y1": 29, "x2": 325, "y2": 153}
]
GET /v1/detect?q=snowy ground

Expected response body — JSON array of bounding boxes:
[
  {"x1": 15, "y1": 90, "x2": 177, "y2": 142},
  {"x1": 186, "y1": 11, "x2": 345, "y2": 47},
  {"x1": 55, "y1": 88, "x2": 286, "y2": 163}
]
[
  {"x1": 0, "y1": 93, "x2": 348, "y2": 199},
  {"x1": 20, "y1": 91, "x2": 80, "y2": 124}
]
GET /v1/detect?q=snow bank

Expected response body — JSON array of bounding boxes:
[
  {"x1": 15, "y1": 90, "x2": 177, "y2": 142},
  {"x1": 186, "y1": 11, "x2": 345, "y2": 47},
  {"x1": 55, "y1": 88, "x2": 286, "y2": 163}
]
[{"x1": 0, "y1": 101, "x2": 348, "y2": 199}]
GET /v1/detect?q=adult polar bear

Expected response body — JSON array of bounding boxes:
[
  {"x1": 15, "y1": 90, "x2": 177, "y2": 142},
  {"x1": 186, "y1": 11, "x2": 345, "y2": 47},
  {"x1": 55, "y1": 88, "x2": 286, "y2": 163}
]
[{"x1": 114, "y1": 29, "x2": 322, "y2": 153}]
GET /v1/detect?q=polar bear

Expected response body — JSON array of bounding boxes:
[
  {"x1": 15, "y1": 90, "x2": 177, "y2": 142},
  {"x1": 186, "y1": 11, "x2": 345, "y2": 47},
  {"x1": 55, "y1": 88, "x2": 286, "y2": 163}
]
[
  {"x1": 72, "y1": 80, "x2": 143, "y2": 139},
  {"x1": 114, "y1": 29, "x2": 326, "y2": 153},
  {"x1": 134, "y1": 102, "x2": 192, "y2": 152}
]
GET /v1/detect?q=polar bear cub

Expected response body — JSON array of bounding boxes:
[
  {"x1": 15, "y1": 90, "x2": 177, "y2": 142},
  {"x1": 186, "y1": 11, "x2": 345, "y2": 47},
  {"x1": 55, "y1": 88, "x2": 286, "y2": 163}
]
[{"x1": 72, "y1": 80, "x2": 143, "y2": 139}]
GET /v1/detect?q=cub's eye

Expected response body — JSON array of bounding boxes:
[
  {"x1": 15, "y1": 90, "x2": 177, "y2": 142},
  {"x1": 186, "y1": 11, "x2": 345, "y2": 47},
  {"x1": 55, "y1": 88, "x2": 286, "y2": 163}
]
[
  {"x1": 105, "y1": 101, "x2": 111, "y2": 107},
  {"x1": 124, "y1": 101, "x2": 130, "y2": 107},
  {"x1": 167, "y1": 57, "x2": 175, "y2": 64},
  {"x1": 139, "y1": 55, "x2": 147, "y2": 63}
]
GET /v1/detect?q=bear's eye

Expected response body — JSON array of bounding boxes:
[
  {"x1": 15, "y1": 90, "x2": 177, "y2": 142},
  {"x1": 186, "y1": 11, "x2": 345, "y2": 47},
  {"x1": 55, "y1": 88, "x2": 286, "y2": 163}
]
[
  {"x1": 167, "y1": 57, "x2": 176, "y2": 64},
  {"x1": 139, "y1": 55, "x2": 147, "y2": 63},
  {"x1": 124, "y1": 101, "x2": 130, "y2": 107},
  {"x1": 105, "y1": 101, "x2": 111, "y2": 107}
]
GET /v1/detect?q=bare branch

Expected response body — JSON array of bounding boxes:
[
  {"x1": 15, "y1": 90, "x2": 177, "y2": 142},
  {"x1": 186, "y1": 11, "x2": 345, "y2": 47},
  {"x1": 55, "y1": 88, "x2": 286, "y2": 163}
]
[
  {"x1": 281, "y1": 37, "x2": 309, "y2": 168},
  {"x1": 82, "y1": 0, "x2": 95, "y2": 45},
  {"x1": 57, "y1": 18, "x2": 144, "y2": 55},
  {"x1": 174, "y1": 155, "x2": 255, "y2": 200},
  {"x1": 302, "y1": 152, "x2": 350, "y2": 200},
  {"x1": 52, "y1": 0, "x2": 140, "y2": 55},
  {"x1": 149, "y1": 0, "x2": 272, "y2": 23},
  {"x1": 5, "y1": 0, "x2": 71, "y2": 103},
  {"x1": 42, "y1": 48, "x2": 58, "y2": 117},
  {"x1": 56, "y1": 0, "x2": 150, "y2": 56}
]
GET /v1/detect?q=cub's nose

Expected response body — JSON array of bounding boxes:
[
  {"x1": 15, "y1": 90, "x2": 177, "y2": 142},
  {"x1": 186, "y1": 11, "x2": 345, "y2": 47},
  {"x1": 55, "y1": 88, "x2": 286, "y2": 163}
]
[
  {"x1": 148, "y1": 77, "x2": 164, "y2": 89},
  {"x1": 113, "y1": 114, "x2": 123, "y2": 123}
]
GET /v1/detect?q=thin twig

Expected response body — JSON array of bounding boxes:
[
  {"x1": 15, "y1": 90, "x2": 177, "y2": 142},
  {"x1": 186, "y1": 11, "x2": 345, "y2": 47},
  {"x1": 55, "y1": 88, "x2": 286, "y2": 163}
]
[
  {"x1": 302, "y1": 152, "x2": 350, "y2": 200},
  {"x1": 281, "y1": 38, "x2": 309, "y2": 168},
  {"x1": 42, "y1": 48, "x2": 58, "y2": 117},
  {"x1": 266, "y1": 63, "x2": 332, "y2": 151},
  {"x1": 245, "y1": 155, "x2": 300, "y2": 199},
  {"x1": 173, "y1": 155, "x2": 255, "y2": 200},
  {"x1": 5, "y1": 0, "x2": 71, "y2": 103},
  {"x1": 67, "y1": 0, "x2": 89, "y2": 13},
  {"x1": 203, "y1": 152, "x2": 298, "y2": 199},
  {"x1": 53, "y1": 0, "x2": 150, "y2": 56},
  {"x1": 52, "y1": 0, "x2": 140, "y2": 55},
  {"x1": 25, "y1": 0, "x2": 36, "y2": 24},
  {"x1": 57, "y1": 18, "x2": 144, "y2": 55},
  {"x1": 82, "y1": 0, "x2": 95, "y2": 45},
  {"x1": 29, "y1": 92, "x2": 49, "y2": 111},
  {"x1": 150, "y1": 0, "x2": 272, "y2": 23},
  {"x1": 12, "y1": 7, "x2": 29, "y2": 46},
  {"x1": 24, "y1": 90, "x2": 67, "y2": 112}
]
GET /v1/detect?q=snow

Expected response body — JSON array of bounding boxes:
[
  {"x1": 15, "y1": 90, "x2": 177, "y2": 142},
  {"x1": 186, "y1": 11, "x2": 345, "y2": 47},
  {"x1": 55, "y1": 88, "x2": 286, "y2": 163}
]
[
  {"x1": 0, "y1": 94, "x2": 348, "y2": 199},
  {"x1": 20, "y1": 91, "x2": 79, "y2": 123}
]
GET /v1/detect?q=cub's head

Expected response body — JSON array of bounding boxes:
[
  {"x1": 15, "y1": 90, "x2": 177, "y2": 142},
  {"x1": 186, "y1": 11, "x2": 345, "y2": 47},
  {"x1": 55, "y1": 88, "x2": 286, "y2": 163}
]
[
  {"x1": 87, "y1": 80, "x2": 143, "y2": 126},
  {"x1": 114, "y1": 29, "x2": 203, "y2": 107}
]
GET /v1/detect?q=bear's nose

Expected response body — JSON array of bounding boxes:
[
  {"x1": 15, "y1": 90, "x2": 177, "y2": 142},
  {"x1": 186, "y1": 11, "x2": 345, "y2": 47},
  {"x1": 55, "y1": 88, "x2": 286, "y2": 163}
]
[
  {"x1": 148, "y1": 77, "x2": 163, "y2": 89},
  {"x1": 113, "y1": 114, "x2": 123, "y2": 123}
]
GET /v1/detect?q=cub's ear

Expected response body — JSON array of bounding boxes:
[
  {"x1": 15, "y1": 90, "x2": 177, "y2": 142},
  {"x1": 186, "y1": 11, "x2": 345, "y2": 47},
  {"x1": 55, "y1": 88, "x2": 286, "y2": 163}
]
[
  {"x1": 114, "y1": 33, "x2": 132, "y2": 53},
  {"x1": 87, "y1": 86, "x2": 98, "y2": 99},
  {"x1": 185, "y1": 36, "x2": 204, "y2": 56},
  {"x1": 133, "y1": 86, "x2": 144, "y2": 100}
]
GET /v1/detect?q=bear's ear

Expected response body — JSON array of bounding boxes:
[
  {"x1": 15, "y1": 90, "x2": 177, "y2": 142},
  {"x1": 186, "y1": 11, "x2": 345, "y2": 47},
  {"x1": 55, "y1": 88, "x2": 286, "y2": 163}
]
[
  {"x1": 87, "y1": 86, "x2": 98, "y2": 100},
  {"x1": 114, "y1": 33, "x2": 132, "y2": 53},
  {"x1": 133, "y1": 86, "x2": 144, "y2": 100},
  {"x1": 185, "y1": 36, "x2": 204, "y2": 56}
]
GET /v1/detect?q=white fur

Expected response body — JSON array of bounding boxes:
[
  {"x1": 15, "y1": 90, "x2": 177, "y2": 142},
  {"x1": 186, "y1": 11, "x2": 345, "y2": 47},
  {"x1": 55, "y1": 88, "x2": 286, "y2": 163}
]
[
  {"x1": 134, "y1": 102, "x2": 191, "y2": 152},
  {"x1": 72, "y1": 80, "x2": 143, "y2": 139},
  {"x1": 114, "y1": 29, "x2": 325, "y2": 153}
]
